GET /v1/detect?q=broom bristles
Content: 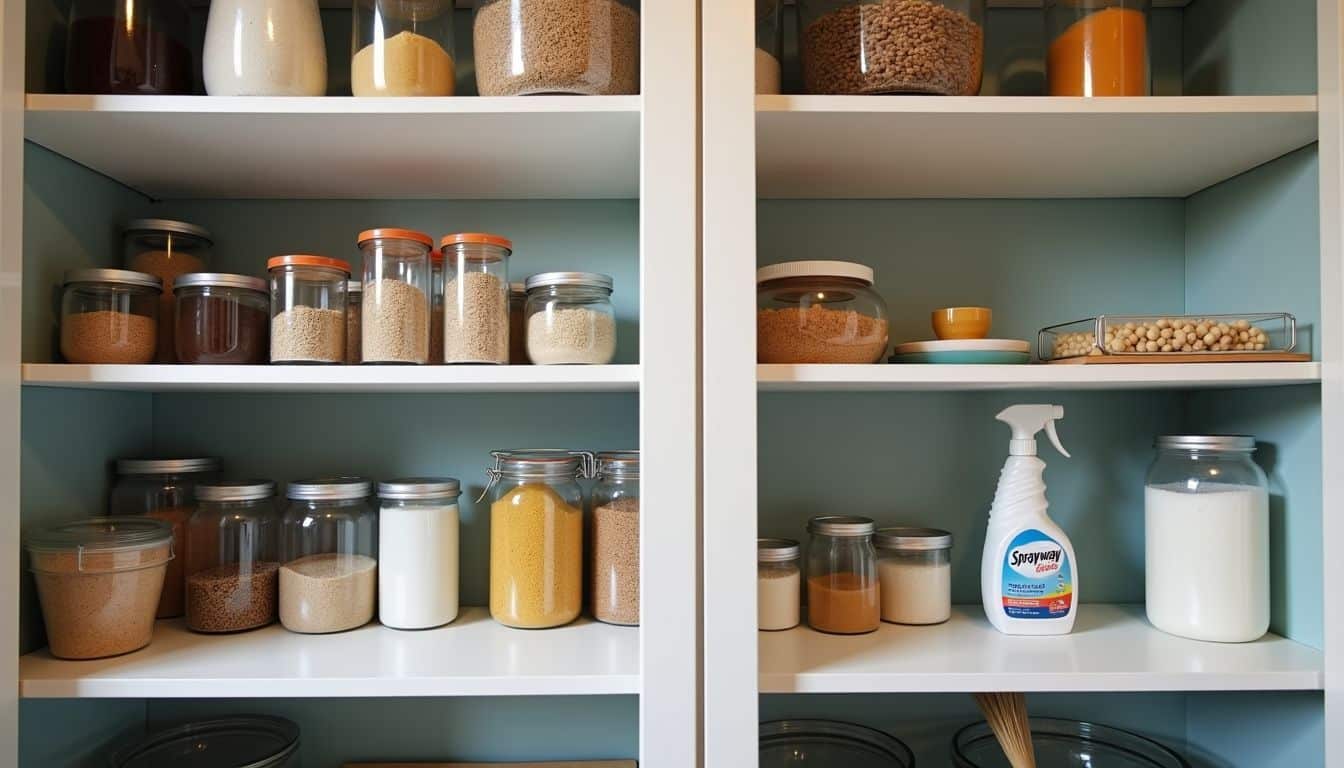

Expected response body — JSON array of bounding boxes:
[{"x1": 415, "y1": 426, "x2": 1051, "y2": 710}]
[{"x1": 974, "y1": 692, "x2": 1036, "y2": 768}]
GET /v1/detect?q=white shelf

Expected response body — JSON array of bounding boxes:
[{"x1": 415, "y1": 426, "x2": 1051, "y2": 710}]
[
  {"x1": 758, "y1": 362, "x2": 1322, "y2": 391},
  {"x1": 24, "y1": 94, "x2": 640, "y2": 199},
  {"x1": 20, "y1": 608, "x2": 638, "y2": 698},
  {"x1": 756, "y1": 96, "x2": 1318, "y2": 199},
  {"x1": 760, "y1": 605, "x2": 1323, "y2": 694},
  {"x1": 21, "y1": 363, "x2": 640, "y2": 393}
]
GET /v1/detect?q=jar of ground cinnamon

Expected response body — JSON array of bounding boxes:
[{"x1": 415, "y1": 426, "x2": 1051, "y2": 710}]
[{"x1": 806, "y1": 515, "x2": 880, "y2": 635}]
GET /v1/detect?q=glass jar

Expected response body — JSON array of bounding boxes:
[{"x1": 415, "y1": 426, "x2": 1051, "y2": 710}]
[
  {"x1": 1047, "y1": 0, "x2": 1150, "y2": 97},
  {"x1": 799, "y1": 0, "x2": 984, "y2": 95},
  {"x1": 186, "y1": 480, "x2": 280, "y2": 633},
  {"x1": 174, "y1": 273, "x2": 269, "y2": 364},
  {"x1": 1145, "y1": 435, "x2": 1269, "y2": 643},
  {"x1": 378, "y1": 477, "x2": 460, "y2": 629},
  {"x1": 486, "y1": 450, "x2": 592, "y2": 629},
  {"x1": 591, "y1": 450, "x2": 639, "y2": 626},
  {"x1": 806, "y1": 515, "x2": 879, "y2": 634},
  {"x1": 756, "y1": 0, "x2": 783, "y2": 95},
  {"x1": 473, "y1": 0, "x2": 640, "y2": 96},
  {"x1": 60, "y1": 269, "x2": 162, "y2": 364},
  {"x1": 65, "y1": 0, "x2": 192, "y2": 94},
  {"x1": 429, "y1": 252, "x2": 446, "y2": 364},
  {"x1": 352, "y1": 0, "x2": 456, "y2": 96},
  {"x1": 109, "y1": 716, "x2": 300, "y2": 768},
  {"x1": 875, "y1": 527, "x2": 952, "y2": 625},
  {"x1": 358, "y1": 228, "x2": 433, "y2": 365},
  {"x1": 441, "y1": 233, "x2": 511, "y2": 364},
  {"x1": 123, "y1": 219, "x2": 213, "y2": 363},
  {"x1": 508, "y1": 282, "x2": 528, "y2": 364},
  {"x1": 267, "y1": 255, "x2": 351, "y2": 364},
  {"x1": 757, "y1": 261, "x2": 890, "y2": 364},
  {"x1": 203, "y1": 0, "x2": 327, "y2": 96},
  {"x1": 279, "y1": 478, "x2": 378, "y2": 634},
  {"x1": 524, "y1": 272, "x2": 617, "y2": 365},
  {"x1": 346, "y1": 280, "x2": 363, "y2": 364},
  {"x1": 758, "y1": 538, "x2": 800, "y2": 631}
]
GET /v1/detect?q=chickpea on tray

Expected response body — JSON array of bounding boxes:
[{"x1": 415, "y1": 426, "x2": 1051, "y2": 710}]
[{"x1": 1038, "y1": 313, "x2": 1307, "y2": 364}]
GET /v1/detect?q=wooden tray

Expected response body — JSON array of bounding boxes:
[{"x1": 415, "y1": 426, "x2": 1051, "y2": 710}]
[{"x1": 1046, "y1": 353, "x2": 1312, "y2": 365}]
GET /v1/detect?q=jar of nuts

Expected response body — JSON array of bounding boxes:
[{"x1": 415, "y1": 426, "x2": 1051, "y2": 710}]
[{"x1": 800, "y1": 0, "x2": 985, "y2": 96}]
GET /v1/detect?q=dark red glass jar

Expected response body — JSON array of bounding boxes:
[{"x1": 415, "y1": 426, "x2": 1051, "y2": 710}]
[{"x1": 65, "y1": 0, "x2": 193, "y2": 94}]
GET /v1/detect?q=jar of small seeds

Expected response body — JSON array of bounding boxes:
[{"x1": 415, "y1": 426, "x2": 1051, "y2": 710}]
[
  {"x1": 186, "y1": 480, "x2": 280, "y2": 633},
  {"x1": 591, "y1": 450, "x2": 639, "y2": 625},
  {"x1": 267, "y1": 255, "x2": 350, "y2": 364},
  {"x1": 441, "y1": 233, "x2": 511, "y2": 364}
]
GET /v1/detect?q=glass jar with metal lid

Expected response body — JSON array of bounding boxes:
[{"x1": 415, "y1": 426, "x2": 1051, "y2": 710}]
[
  {"x1": 758, "y1": 260, "x2": 890, "y2": 364},
  {"x1": 441, "y1": 233, "x2": 511, "y2": 364},
  {"x1": 109, "y1": 715, "x2": 300, "y2": 768},
  {"x1": 186, "y1": 480, "x2": 280, "y2": 633},
  {"x1": 60, "y1": 269, "x2": 162, "y2": 364},
  {"x1": 378, "y1": 477, "x2": 461, "y2": 630},
  {"x1": 279, "y1": 477, "x2": 377, "y2": 634},
  {"x1": 591, "y1": 450, "x2": 639, "y2": 625},
  {"x1": 358, "y1": 228, "x2": 433, "y2": 365},
  {"x1": 524, "y1": 272, "x2": 617, "y2": 365},
  {"x1": 485, "y1": 450, "x2": 593, "y2": 628},
  {"x1": 758, "y1": 538, "x2": 800, "y2": 631},
  {"x1": 875, "y1": 527, "x2": 953, "y2": 625},
  {"x1": 110, "y1": 457, "x2": 221, "y2": 619},
  {"x1": 806, "y1": 515, "x2": 879, "y2": 634},
  {"x1": 123, "y1": 219, "x2": 213, "y2": 362},
  {"x1": 268, "y1": 254, "x2": 351, "y2": 364},
  {"x1": 173, "y1": 273, "x2": 269, "y2": 364},
  {"x1": 1145, "y1": 435, "x2": 1269, "y2": 643},
  {"x1": 346, "y1": 280, "x2": 363, "y2": 364}
]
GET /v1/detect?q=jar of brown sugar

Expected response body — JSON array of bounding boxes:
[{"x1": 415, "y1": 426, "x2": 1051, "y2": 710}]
[
  {"x1": 123, "y1": 219, "x2": 213, "y2": 363},
  {"x1": 757, "y1": 261, "x2": 889, "y2": 364},
  {"x1": 60, "y1": 269, "x2": 162, "y2": 364},
  {"x1": 806, "y1": 515, "x2": 880, "y2": 635},
  {"x1": 174, "y1": 273, "x2": 269, "y2": 364}
]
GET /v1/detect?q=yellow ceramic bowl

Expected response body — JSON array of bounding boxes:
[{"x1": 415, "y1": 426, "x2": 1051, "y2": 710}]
[{"x1": 932, "y1": 307, "x2": 992, "y2": 340}]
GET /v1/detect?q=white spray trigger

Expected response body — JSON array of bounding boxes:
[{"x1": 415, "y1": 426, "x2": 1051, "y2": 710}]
[
  {"x1": 1043, "y1": 418, "x2": 1070, "y2": 458},
  {"x1": 996, "y1": 404, "x2": 1070, "y2": 457}
]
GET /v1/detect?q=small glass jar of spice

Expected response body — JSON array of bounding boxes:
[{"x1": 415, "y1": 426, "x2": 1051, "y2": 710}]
[
  {"x1": 806, "y1": 515, "x2": 879, "y2": 635},
  {"x1": 174, "y1": 273, "x2": 269, "y2": 364}
]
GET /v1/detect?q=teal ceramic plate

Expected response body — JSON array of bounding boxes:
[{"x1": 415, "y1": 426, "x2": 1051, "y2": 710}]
[
  {"x1": 890, "y1": 339, "x2": 1030, "y2": 365},
  {"x1": 890, "y1": 350, "x2": 1030, "y2": 364}
]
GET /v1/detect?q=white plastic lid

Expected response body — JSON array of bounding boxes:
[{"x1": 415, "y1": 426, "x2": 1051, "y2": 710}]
[{"x1": 757, "y1": 260, "x2": 874, "y2": 286}]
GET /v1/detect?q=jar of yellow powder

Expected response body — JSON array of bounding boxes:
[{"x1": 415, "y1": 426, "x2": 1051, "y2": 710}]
[
  {"x1": 351, "y1": 0, "x2": 456, "y2": 97},
  {"x1": 484, "y1": 450, "x2": 593, "y2": 629}
]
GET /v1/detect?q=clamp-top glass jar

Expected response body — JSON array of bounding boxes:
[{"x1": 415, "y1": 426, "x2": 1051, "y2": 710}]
[
  {"x1": 441, "y1": 233, "x2": 511, "y2": 364},
  {"x1": 1046, "y1": 0, "x2": 1150, "y2": 97},
  {"x1": 757, "y1": 261, "x2": 890, "y2": 364},
  {"x1": 485, "y1": 450, "x2": 592, "y2": 629},
  {"x1": 358, "y1": 228, "x2": 432, "y2": 364},
  {"x1": 806, "y1": 515, "x2": 879, "y2": 635},
  {"x1": 60, "y1": 269, "x2": 162, "y2": 364},
  {"x1": 524, "y1": 272, "x2": 617, "y2": 365},
  {"x1": 1145, "y1": 436, "x2": 1269, "y2": 643},
  {"x1": 268, "y1": 255, "x2": 351, "y2": 364},
  {"x1": 352, "y1": 0, "x2": 456, "y2": 96},
  {"x1": 187, "y1": 480, "x2": 280, "y2": 633},
  {"x1": 280, "y1": 478, "x2": 377, "y2": 634},
  {"x1": 591, "y1": 450, "x2": 639, "y2": 625}
]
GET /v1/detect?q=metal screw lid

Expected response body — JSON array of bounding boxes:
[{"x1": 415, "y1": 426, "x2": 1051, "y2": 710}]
[
  {"x1": 758, "y1": 537, "x2": 801, "y2": 562},
  {"x1": 378, "y1": 477, "x2": 461, "y2": 500},
  {"x1": 874, "y1": 527, "x2": 954, "y2": 551},
  {"x1": 1155, "y1": 435, "x2": 1256, "y2": 452},
  {"x1": 122, "y1": 218, "x2": 213, "y2": 243},
  {"x1": 287, "y1": 477, "x2": 373, "y2": 500},
  {"x1": 196, "y1": 480, "x2": 276, "y2": 502},
  {"x1": 173, "y1": 272, "x2": 267, "y2": 294},
  {"x1": 116, "y1": 458, "x2": 220, "y2": 475},
  {"x1": 524, "y1": 272, "x2": 614, "y2": 292},
  {"x1": 807, "y1": 515, "x2": 876, "y2": 537},
  {"x1": 63, "y1": 268, "x2": 163, "y2": 291}
]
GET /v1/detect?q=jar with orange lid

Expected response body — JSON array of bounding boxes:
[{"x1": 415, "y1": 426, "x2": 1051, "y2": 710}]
[
  {"x1": 440, "y1": 233, "x2": 511, "y2": 364},
  {"x1": 357, "y1": 228, "x2": 432, "y2": 365},
  {"x1": 1046, "y1": 0, "x2": 1150, "y2": 97},
  {"x1": 267, "y1": 254, "x2": 351, "y2": 364}
]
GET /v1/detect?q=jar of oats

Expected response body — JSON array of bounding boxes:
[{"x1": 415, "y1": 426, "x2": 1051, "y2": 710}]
[
  {"x1": 279, "y1": 478, "x2": 377, "y2": 634},
  {"x1": 473, "y1": 0, "x2": 639, "y2": 96},
  {"x1": 440, "y1": 233, "x2": 511, "y2": 364},
  {"x1": 60, "y1": 269, "x2": 162, "y2": 364},
  {"x1": 757, "y1": 261, "x2": 889, "y2": 364},
  {"x1": 267, "y1": 255, "x2": 350, "y2": 364},
  {"x1": 357, "y1": 228, "x2": 432, "y2": 365},
  {"x1": 524, "y1": 272, "x2": 616, "y2": 365}
]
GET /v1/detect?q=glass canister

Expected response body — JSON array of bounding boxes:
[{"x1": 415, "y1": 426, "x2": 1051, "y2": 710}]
[
  {"x1": 429, "y1": 251, "x2": 445, "y2": 364},
  {"x1": 806, "y1": 515, "x2": 879, "y2": 634},
  {"x1": 473, "y1": 0, "x2": 640, "y2": 96},
  {"x1": 591, "y1": 450, "x2": 639, "y2": 626},
  {"x1": 186, "y1": 480, "x2": 280, "y2": 633},
  {"x1": 1145, "y1": 435, "x2": 1269, "y2": 643},
  {"x1": 508, "y1": 282, "x2": 528, "y2": 364},
  {"x1": 203, "y1": 0, "x2": 327, "y2": 96},
  {"x1": 441, "y1": 233, "x2": 511, "y2": 364},
  {"x1": 123, "y1": 219, "x2": 213, "y2": 362},
  {"x1": 109, "y1": 716, "x2": 300, "y2": 768},
  {"x1": 60, "y1": 269, "x2": 162, "y2": 364},
  {"x1": 346, "y1": 280, "x2": 363, "y2": 364},
  {"x1": 1046, "y1": 0, "x2": 1151, "y2": 96},
  {"x1": 756, "y1": 0, "x2": 783, "y2": 95},
  {"x1": 65, "y1": 0, "x2": 192, "y2": 94},
  {"x1": 352, "y1": 0, "x2": 456, "y2": 96},
  {"x1": 799, "y1": 0, "x2": 985, "y2": 95},
  {"x1": 524, "y1": 272, "x2": 617, "y2": 365},
  {"x1": 280, "y1": 478, "x2": 378, "y2": 634},
  {"x1": 485, "y1": 450, "x2": 592, "y2": 629},
  {"x1": 358, "y1": 228, "x2": 433, "y2": 364},
  {"x1": 268, "y1": 255, "x2": 350, "y2": 364},
  {"x1": 875, "y1": 527, "x2": 952, "y2": 625},
  {"x1": 758, "y1": 538, "x2": 801, "y2": 631},
  {"x1": 378, "y1": 478, "x2": 460, "y2": 629},
  {"x1": 757, "y1": 261, "x2": 890, "y2": 364},
  {"x1": 110, "y1": 457, "x2": 221, "y2": 619},
  {"x1": 174, "y1": 273, "x2": 269, "y2": 364}
]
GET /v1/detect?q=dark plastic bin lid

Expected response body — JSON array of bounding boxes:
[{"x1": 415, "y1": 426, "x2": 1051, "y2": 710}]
[{"x1": 110, "y1": 716, "x2": 299, "y2": 768}]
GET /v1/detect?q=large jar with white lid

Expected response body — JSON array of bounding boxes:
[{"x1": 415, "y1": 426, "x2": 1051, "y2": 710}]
[
  {"x1": 524, "y1": 272, "x2": 617, "y2": 365},
  {"x1": 280, "y1": 478, "x2": 377, "y2": 634},
  {"x1": 378, "y1": 477, "x2": 460, "y2": 630},
  {"x1": 1145, "y1": 435, "x2": 1269, "y2": 643},
  {"x1": 757, "y1": 261, "x2": 889, "y2": 364},
  {"x1": 203, "y1": 0, "x2": 327, "y2": 96}
]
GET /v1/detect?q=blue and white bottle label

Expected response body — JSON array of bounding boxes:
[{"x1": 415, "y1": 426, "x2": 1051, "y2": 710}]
[{"x1": 1000, "y1": 529, "x2": 1073, "y2": 619}]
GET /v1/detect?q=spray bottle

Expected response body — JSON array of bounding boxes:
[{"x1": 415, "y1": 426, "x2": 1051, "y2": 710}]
[{"x1": 981, "y1": 404, "x2": 1078, "y2": 635}]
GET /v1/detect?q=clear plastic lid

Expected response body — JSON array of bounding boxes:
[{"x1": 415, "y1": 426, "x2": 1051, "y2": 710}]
[
  {"x1": 27, "y1": 517, "x2": 173, "y2": 555},
  {"x1": 109, "y1": 715, "x2": 299, "y2": 768}
]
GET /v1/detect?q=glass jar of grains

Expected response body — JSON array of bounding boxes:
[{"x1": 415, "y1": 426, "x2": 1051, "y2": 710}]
[
  {"x1": 268, "y1": 255, "x2": 351, "y2": 364},
  {"x1": 123, "y1": 219, "x2": 212, "y2": 362},
  {"x1": 524, "y1": 272, "x2": 617, "y2": 365},
  {"x1": 441, "y1": 233, "x2": 511, "y2": 364},
  {"x1": 472, "y1": 0, "x2": 639, "y2": 96},
  {"x1": 279, "y1": 478, "x2": 378, "y2": 634},
  {"x1": 174, "y1": 273, "x2": 269, "y2": 364},
  {"x1": 60, "y1": 269, "x2": 162, "y2": 364},
  {"x1": 485, "y1": 450, "x2": 591, "y2": 629},
  {"x1": 186, "y1": 480, "x2": 280, "y2": 633},
  {"x1": 358, "y1": 228, "x2": 432, "y2": 365},
  {"x1": 757, "y1": 261, "x2": 890, "y2": 364},
  {"x1": 806, "y1": 515, "x2": 879, "y2": 635},
  {"x1": 875, "y1": 527, "x2": 953, "y2": 625},
  {"x1": 591, "y1": 450, "x2": 639, "y2": 626},
  {"x1": 345, "y1": 280, "x2": 362, "y2": 364},
  {"x1": 758, "y1": 538, "x2": 801, "y2": 631},
  {"x1": 352, "y1": 0, "x2": 456, "y2": 96}
]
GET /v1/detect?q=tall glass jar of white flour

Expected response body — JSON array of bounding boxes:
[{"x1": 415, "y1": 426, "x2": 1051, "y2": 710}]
[
  {"x1": 378, "y1": 477, "x2": 460, "y2": 629},
  {"x1": 1145, "y1": 435, "x2": 1269, "y2": 643}
]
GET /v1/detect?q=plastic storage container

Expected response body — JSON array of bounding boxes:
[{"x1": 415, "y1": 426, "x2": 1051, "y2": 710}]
[
  {"x1": 109, "y1": 716, "x2": 301, "y2": 768},
  {"x1": 280, "y1": 478, "x2": 378, "y2": 634},
  {"x1": 473, "y1": 0, "x2": 640, "y2": 96},
  {"x1": 800, "y1": 0, "x2": 985, "y2": 95},
  {"x1": 441, "y1": 233, "x2": 511, "y2": 364},
  {"x1": 60, "y1": 269, "x2": 162, "y2": 364},
  {"x1": 875, "y1": 527, "x2": 952, "y2": 625},
  {"x1": 591, "y1": 450, "x2": 639, "y2": 625},
  {"x1": 806, "y1": 515, "x2": 880, "y2": 634},
  {"x1": 268, "y1": 255, "x2": 351, "y2": 364},
  {"x1": 110, "y1": 457, "x2": 220, "y2": 619},
  {"x1": 757, "y1": 0, "x2": 783, "y2": 94},
  {"x1": 186, "y1": 480, "x2": 280, "y2": 633},
  {"x1": 761, "y1": 720, "x2": 915, "y2": 768},
  {"x1": 1047, "y1": 0, "x2": 1150, "y2": 97},
  {"x1": 123, "y1": 219, "x2": 213, "y2": 363},
  {"x1": 757, "y1": 261, "x2": 890, "y2": 364},
  {"x1": 346, "y1": 280, "x2": 363, "y2": 364},
  {"x1": 954, "y1": 717, "x2": 1189, "y2": 768},
  {"x1": 1145, "y1": 435, "x2": 1269, "y2": 643},
  {"x1": 358, "y1": 228, "x2": 433, "y2": 364},
  {"x1": 1039, "y1": 313, "x2": 1296, "y2": 361},
  {"x1": 26, "y1": 517, "x2": 173, "y2": 659},
  {"x1": 65, "y1": 0, "x2": 192, "y2": 94},
  {"x1": 524, "y1": 272, "x2": 617, "y2": 365},
  {"x1": 485, "y1": 450, "x2": 591, "y2": 628},
  {"x1": 174, "y1": 273, "x2": 269, "y2": 364},
  {"x1": 203, "y1": 0, "x2": 327, "y2": 96},
  {"x1": 378, "y1": 477, "x2": 460, "y2": 629},
  {"x1": 758, "y1": 538, "x2": 801, "y2": 631},
  {"x1": 352, "y1": 0, "x2": 456, "y2": 96}
]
